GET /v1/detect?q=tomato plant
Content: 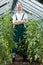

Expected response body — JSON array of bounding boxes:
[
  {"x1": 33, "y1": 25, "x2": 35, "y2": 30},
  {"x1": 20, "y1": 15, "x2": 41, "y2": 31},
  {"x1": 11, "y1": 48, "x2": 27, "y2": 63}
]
[
  {"x1": 25, "y1": 19, "x2": 43, "y2": 62},
  {"x1": 0, "y1": 14, "x2": 17, "y2": 65}
]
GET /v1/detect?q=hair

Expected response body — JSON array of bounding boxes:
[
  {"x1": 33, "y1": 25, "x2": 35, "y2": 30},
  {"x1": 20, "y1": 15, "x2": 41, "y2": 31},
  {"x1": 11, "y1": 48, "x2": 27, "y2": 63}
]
[
  {"x1": 16, "y1": 2, "x2": 22, "y2": 11},
  {"x1": 16, "y1": 2, "x2": 22, "y2": 7}
]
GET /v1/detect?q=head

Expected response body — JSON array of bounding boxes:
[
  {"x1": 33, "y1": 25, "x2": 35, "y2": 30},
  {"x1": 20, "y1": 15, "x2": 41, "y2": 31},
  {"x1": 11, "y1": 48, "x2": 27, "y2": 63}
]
[{"x1": 16, "y1": 3, "x2": 22, "y2": 13}]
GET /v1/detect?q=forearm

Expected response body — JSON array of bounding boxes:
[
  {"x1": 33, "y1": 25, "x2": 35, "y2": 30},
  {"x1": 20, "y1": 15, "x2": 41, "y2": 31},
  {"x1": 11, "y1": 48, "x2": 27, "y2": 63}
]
[
  {"x1": 15, "y1": 19, "x2": 28, "y2": 25},
  {"x1": 12, "y1": 20, "x2": 18, "y2": 25},
  {"x1": 12, "y1": 19, "x2": 28, "y2": 25},
  {"x1": 20, "y1": 19, "x2": 28, "y2": 24}
]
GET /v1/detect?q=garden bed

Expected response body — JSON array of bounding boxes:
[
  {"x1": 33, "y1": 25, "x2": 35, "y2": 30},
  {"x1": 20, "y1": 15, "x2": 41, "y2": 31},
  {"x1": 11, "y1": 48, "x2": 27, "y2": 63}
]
[
  {"x1": 0, "y1": 14, "x2": 43, "y2": 65},
  {"x1": 7, "y1": 54, "x2": 43, "y2": 65}
]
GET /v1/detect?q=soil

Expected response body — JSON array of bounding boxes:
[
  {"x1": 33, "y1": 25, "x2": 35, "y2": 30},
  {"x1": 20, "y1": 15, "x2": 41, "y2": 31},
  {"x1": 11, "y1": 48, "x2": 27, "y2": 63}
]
[{"x1": 7, "y1": 54, "x2": 43, "y2": 65}]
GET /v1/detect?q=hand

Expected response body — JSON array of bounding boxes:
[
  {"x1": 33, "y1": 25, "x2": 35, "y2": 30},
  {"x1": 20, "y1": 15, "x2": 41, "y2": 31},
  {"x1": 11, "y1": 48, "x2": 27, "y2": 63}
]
[{"x1": 14, "y1": 21, "x2": 20, "y2": 25}]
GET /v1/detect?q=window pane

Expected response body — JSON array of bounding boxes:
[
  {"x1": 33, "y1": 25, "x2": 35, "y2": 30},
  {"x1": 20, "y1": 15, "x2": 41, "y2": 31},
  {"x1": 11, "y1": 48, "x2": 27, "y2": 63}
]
[{"x1": 36, "y1": 0, "x2": 43, "y2": 4}]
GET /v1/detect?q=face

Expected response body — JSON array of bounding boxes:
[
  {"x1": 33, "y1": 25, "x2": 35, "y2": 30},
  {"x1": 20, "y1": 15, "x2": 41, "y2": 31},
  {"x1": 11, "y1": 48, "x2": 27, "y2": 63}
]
[{"x1": 17, "y1": 3, "x2": 22, "y2": 12}]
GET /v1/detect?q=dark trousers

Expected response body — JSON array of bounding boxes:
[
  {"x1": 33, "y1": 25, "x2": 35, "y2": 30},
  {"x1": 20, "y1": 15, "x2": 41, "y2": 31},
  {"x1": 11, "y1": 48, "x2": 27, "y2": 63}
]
[{"x1": 12, "y1": 24, "x2": 26, "y2": 55}]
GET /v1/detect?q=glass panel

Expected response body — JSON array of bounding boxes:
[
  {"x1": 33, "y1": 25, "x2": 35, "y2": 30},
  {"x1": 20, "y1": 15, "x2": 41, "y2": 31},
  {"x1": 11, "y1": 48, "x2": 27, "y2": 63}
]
[{"x1": 36, "y1": 0, "x2": 43, "y2": 4}]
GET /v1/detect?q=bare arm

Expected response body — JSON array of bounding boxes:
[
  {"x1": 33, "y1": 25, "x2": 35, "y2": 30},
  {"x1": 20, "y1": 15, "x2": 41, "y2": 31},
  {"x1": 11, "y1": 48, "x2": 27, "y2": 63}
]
[
  {"x1": 12, "y1": 18, "x2": 28, "y2": 25},
  {"x1": 17, "y1": 19, "x2": 28, "y2": 24},
  {"x1": 12, "y1": 19, "x2": 19, "y2": 25},
  {"x1": 21, "y1": 19, "x2": 28, "y2": 24}
]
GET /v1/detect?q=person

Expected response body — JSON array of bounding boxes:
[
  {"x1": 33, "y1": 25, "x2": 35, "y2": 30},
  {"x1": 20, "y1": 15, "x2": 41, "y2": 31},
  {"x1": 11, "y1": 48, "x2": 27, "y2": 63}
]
[{"x1": 12, "y1": 3, "x2": 28, "y2": 62}]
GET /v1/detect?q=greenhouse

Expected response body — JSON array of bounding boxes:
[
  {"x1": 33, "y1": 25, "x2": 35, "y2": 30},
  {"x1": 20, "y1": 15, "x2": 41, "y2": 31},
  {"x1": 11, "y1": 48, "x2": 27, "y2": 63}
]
[{"x1": 0, "y1": 0, "x2": 43, "y2": 65}]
